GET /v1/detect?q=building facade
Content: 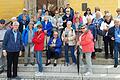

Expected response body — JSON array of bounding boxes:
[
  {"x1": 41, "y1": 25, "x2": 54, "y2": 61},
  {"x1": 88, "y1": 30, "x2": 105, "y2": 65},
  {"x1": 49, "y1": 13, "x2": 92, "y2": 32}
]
[{"x1": 0, "y1": 0, "x2": 119, "y2": 20}]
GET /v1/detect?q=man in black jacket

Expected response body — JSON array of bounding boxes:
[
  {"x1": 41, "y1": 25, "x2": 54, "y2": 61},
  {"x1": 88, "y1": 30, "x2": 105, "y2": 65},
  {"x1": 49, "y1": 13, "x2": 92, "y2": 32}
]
[{"x1": 108, "y1": 18, "x2": 120, "y2": 67}]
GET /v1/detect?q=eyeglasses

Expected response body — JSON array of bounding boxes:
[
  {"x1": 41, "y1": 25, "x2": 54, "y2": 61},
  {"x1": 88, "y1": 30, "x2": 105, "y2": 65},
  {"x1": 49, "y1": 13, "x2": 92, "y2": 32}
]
[
  {"x1": 81, "y1": 27, "x2": 86, "y2": 29},
  {"x1": 66, "y1": 11, "x2": 70, "y2": 12}
]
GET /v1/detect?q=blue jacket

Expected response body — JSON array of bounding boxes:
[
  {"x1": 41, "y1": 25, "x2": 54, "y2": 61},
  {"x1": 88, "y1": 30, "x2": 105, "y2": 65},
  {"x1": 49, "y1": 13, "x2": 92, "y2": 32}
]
[
  {"x1": 41, "y1": 21, "x2": 53, "y2": 36},
  {"x1": 109, "y1": 26, "x2": 120, "y2": 43},
  {"x1": 92, "y1": 18, "x2": 104, "y2": 27},
  {"x1": 22, "y1": 26, "x2": 37, "y2": 46},
  {"x1": 64, "y1": 7, "x2": 74, "y2": 18},
  {"x1": 2, "y1": 29, "x2": 23, "y2": 52},
  {"x1": 18, "y1": 14, "x2": 30, "y2": 33},
  {"x1": 48, "y1": 37, "x2": 62, "y2": 56},
  {"x1": 87, "y1": 24, "x2": 97, "y2": 39}
]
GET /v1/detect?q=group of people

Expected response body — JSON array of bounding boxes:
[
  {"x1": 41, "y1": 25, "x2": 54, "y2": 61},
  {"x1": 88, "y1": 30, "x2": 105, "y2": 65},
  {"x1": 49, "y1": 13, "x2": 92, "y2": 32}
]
[{"x1": 0, "y1": 2, "x2": 120, "y2": 79}]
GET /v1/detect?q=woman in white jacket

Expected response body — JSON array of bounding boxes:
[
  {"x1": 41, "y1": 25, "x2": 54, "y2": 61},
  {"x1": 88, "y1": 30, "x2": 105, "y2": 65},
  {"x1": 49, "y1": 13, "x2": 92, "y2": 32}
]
[{"x1": 62, "y1": 21, "x2": 76, "y2": 66}]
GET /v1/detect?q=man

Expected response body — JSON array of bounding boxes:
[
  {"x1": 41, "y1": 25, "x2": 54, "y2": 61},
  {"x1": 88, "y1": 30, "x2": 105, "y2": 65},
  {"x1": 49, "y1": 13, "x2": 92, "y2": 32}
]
[
  {"x1": 62, "y1": 8, "x2": 73, "y2": 30},
  {"x1": 18, "y1": 8, "x2": 30, "y2": 33},
  {"x1": 22, "y1": 22, "x2": 36, "y2": 66},
  {"x1": 108, "y1": 18, "x2": 120, "y2": 68},
  {"x1": 2, "y1": 21, "x2": 23, "y2": 79},
  {"x1": 64, "y1": 3, "x2": 74, "y2": 19},
  {"x1": 46, "y1": 31, "x2": 62, "y2": 66}
]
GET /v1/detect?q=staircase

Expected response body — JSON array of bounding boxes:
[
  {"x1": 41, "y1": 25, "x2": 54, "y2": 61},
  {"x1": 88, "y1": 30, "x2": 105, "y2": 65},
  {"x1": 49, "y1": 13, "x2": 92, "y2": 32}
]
[
  {"x1": 0, "y1": 64, "x2": 120, "y2": 80},
  {"x1": 0, "y1": 49, "x2": 119, "y2": 80}
]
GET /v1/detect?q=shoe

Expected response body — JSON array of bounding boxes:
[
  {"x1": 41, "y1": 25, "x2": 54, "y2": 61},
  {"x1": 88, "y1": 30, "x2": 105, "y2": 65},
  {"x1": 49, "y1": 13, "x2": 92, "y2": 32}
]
[
  {"x1": 105, "y1": 56, "x2": 108, "y2": 59},
  {"x1": 45, "y1": 62, "x2": 51, "y2": 66},
  {"x1": 64, "y1": 63, "x2": 70, "y2": 66},
  {"x1": 71, "y1": 63, "x2": 76, "y2": 66},
  {"x1": 24, "y1": 63, "x2": 28, "y2": 66},
  {"x1": 53, "y1": 63, "x2": 57, "y2": 66},
  {"x1": 30, "y1": 62, "x2": 35, "y2": 66},
  {"x1": 35, "y1": 72, "x2": 43, "y2": 76},
  {"x1": 114, "y1": 64, "x2": 118, "y2": 68},
  {"x1": 7, "y1": 78, "x2": 12, "y2": 80},
  {"x1": 110, "y1": 55, "x2": 114, "y2": 59},
  {"x1": 98, "y1": 49, "x2": 102, "y2": 52},
  {"x1": 84, "y1": 72, "x2": 92, "y2": 76}
]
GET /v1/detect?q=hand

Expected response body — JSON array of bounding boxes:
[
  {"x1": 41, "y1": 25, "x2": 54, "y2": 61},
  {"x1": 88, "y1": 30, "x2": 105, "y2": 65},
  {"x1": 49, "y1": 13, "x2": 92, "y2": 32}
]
[
  {"x1": 63, "y1": 20, "x2": 66, "y2": 23},
  {"x1": 19, "y1": 51, "x2": 22, "y2": 56},
  {"x1": 77, "y1": 42, "x2": 80, "y2": 46},
  {"x1": 111, "y1": 37, "x2": 114, "y2": 40},
  {"x1": 50, "y1": 44, "x2": 55, "y2": 47},
  {"x1": 44, "y1": 30, "x2": 47, "y2": 34},
  {"x1": 94, "y1": 39, "x2": 96, "y2": 42},
  {"x1": 64, "y1": 37, "x2": 68, "y2": 42},
  {"x1": 3, "y1": 50, "x2": 7, "y2": 56}
]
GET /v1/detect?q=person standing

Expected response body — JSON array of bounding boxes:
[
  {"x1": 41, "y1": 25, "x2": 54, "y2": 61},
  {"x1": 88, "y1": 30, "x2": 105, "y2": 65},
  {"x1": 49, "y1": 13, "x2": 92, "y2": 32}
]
[
  {"x1": 2, "y1": 21, "x2": 23, "y2": 79},
  {"x1": 100, "y1": 13, "x2": 114, "y2": 59},
  {"x1": 62, "y1": 21, "x2": 76, "y2": 66},
  {"x1": 108, "y1": 18, "x2": 120, "y2": 68},
  {"x1": 32, "y1": 25, "x2": 45, "y2": 76},
  {"x1": 18, "y1": 8, "x2": 30, "y2": 33},
  {"x1": 77, "y1": 25, "x2": 94, "y2": 75},
  {"x1": 22, "y1": 22, "x2": 36, "y2": 66}
]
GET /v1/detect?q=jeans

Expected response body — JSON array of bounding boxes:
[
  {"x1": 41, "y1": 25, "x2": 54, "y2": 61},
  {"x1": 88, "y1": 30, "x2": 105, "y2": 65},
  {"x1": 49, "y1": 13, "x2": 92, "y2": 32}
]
[
  {"x1": 36, "y1": 51, "x2": 43, "y2": 72},
  {"x1": 114, "y1": 42, "x2": 120, "y2": 65},
  {"x1": 64, "y1": 44, "x2": 76, "y2": 64}
]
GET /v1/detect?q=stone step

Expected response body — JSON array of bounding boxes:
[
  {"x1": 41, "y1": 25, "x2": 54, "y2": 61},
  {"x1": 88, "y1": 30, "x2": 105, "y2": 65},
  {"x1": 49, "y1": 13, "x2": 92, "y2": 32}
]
[
  {"x1": 1, "y1": 72, "x2": 120, "y2": 80},
  {"x1": 17, "y1": 64, "x2": 120, "y2": 74},
  {"x1": 18, "y1": 57, "x2": 114, "y2": 65}
]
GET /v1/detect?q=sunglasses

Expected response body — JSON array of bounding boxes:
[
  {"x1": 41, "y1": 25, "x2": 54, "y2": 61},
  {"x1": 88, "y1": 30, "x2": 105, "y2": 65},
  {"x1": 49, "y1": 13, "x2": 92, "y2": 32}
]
[{"x1": 81, "y1": 27, "x2": 86, "y2": 29}]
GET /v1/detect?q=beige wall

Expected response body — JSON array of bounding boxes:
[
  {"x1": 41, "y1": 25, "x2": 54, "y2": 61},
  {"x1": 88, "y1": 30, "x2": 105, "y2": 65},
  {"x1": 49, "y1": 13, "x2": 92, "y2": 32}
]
[
  {"x1": 0, "y1": 0, "x2": 24, "y2": 20},
  {"x1": 67, "y1": 0, "x2": 118, "y2": 17}
]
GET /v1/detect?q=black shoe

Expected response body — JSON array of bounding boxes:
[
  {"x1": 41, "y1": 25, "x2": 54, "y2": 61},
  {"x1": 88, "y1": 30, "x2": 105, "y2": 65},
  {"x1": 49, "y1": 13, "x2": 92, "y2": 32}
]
[
  {"x1": 53, "y1": 63, "x2": 57, "y2": 66},
  {"x1": 105, "y1": 56, "x2": 108, "y2": 59},
  {"x1": 45, "y1": 62, "x2": 51, "y2": 66},
  {"x1": 110, "y1": 55, "x2": 114, "y2": 59},
  {"x1": 98, "y1": 49, "x2": 102, "y2": 52},
  {"x1": 30, "y1": 62, "x2": 35, "y2": 66},
  {"x1": 7, "y1": 78, "x2": 12, "y2": 80},
  {"x1": 114, "y1": 64, "x2": 118, "y2": 68},
  {"x1": 24, "y1": 63, "x2": 28, "y2": 66}
]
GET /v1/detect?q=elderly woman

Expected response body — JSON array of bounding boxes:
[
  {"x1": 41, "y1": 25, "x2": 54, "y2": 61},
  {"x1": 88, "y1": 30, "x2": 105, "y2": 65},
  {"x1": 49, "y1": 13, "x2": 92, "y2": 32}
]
[
  {"x1": 62, "y1": 21, "x2": 76, "y2": 66},
  {"x1": 46, "y1": 31, "x2": 62, "y2": 66},
  {"x1": 100, "y1": 13, "x2": 114, "y2": 59},
  {"x1": 77, "y1": 25, "x2": 94, "y2": 75}
]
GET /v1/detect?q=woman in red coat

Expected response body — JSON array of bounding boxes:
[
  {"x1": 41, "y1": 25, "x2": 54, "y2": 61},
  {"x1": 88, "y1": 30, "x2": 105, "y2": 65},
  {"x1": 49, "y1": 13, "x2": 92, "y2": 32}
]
[
  {"x1": 78, "y1": 25, "x2": 94, "y2": 76},
  {"x1": 32, "y1": 24, "x2": 45, "y2": 76}
]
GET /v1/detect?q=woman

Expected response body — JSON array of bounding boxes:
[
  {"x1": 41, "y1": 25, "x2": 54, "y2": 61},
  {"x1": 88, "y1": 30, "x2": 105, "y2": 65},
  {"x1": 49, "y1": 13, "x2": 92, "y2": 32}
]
[
  {"x1": 100, "y1": 13, "x2": 114, "y2": 59},
  {"x1": 59, "y1": 7, "x2": 65, "y2": 17},
  {"x1": 83, "y1": 8, "x2": 93, "y2": 25},
  {"x1": 46, "y1": 31, "x2": 62, "y2": 66},
  {"x1": 77, "y1": 25, "x2": 94, "y2": 75},
  {"x1": 62, "y1": 21, "x2": 76, "y2": 66},
  {"x1": 32, "y1": 25, "x2": 45, "y2": 76}
]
